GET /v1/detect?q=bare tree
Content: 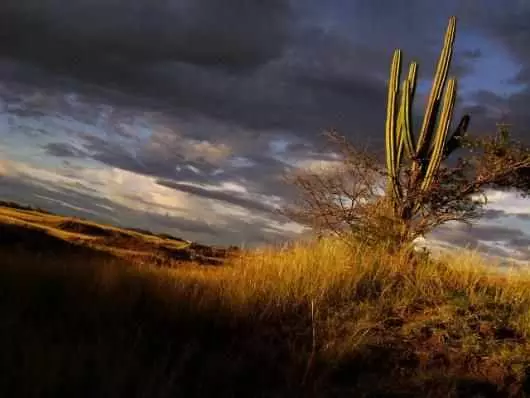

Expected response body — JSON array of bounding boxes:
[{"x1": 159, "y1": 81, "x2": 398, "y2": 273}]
[{"x1": 282, "y1": 128, "x2": 530, "y2": 251}]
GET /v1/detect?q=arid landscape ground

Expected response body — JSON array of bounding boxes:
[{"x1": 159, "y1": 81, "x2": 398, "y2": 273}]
[{"x1": 3, "y1": 202, "x2": 530, "y2": 397}]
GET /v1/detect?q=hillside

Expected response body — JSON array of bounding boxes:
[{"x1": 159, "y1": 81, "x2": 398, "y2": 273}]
[
  {"x1": 0, "y1": 202, "x2": 236, "y2": 266},
  {"x1": 2, "y1": 202, "x2": 530, "y2": 397}
]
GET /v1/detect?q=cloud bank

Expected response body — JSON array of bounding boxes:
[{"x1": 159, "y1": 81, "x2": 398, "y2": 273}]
[{"x1": 1, "y1": 0, "x2": 530, "y2": 255}]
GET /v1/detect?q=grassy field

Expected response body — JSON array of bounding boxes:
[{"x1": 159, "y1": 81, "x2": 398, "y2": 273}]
[{"x1": 2, "y1": 205, "x2": 530, "y2": 396}]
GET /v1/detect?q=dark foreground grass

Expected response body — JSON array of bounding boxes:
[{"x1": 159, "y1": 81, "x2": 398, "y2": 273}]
[
  {"x1": 3, "y1": 238, "x2": 530, "y2": 397},
  {"x1": 0, "y1": 249, "x2": 312, "y2": 398}
]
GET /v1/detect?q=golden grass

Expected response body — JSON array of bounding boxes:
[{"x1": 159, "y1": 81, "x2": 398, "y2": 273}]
[
  {"x1": 0, "y1": 205, "x2": 192, "y2": 269},
  {"x1": 166, "y1": 239, "x2": 530, "y2": 395},
  {"x1": 3, "y1": 228, "x2": 530, "y2": 396},
  {"x1": 0, "y1": 205, "x2": 188, "y2": 245}
]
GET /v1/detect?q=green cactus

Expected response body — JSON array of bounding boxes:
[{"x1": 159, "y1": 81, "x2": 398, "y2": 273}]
[{"x1": 385, "y1": 16, "x2": 470, "y2": 214}]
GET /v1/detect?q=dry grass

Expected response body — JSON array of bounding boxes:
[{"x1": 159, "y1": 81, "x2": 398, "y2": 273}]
[
  {"x1": 3, "y1": 214, "x2": 530, "y2": 396},
  {"x1": 0, "y1": 205, "x2": 200, "y2": 267}
]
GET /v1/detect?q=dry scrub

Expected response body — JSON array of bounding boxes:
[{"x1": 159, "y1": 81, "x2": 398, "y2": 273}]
[{"x1": 3, "y1": 237, "x2": 530, "y2": 396}]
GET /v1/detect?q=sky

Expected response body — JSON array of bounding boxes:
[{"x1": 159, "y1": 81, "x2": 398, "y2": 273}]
[{"x1": 1, "y1": 1, "x2": 530, "y2": 259}]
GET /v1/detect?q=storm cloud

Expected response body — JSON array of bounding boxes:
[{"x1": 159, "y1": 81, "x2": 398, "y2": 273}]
[
  {"x1": 0, "y1": 0, "x2": 292, "y2": 70},
  {"x1": 0, "y1": 0, "x2": 483, "y2": 140},
  {"x1": 1, "y1": 1, "x2": 530, "y2": 254}
]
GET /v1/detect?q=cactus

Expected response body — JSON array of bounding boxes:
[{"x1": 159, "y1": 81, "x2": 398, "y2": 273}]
[{"x1": 385, "y1": 16, "x2": 470, "y2": 214}]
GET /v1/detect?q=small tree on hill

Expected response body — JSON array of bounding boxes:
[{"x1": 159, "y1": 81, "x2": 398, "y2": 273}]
[{"x1": 282, "y1": 17, "x2": 530, "y2": 253}]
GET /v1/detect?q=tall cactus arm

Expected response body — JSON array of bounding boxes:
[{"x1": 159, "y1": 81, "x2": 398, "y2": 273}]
[
  {"x1": 407, "y1": 62, "x2": 418, "y2": 100},
  {"x1": 385, "y1": 49, "x2": 402, "y2": 198},
  {"x1": 415, "y1": 16, "x2": 456, "y2": 157},
  {"x1": 396, "y1": 79, "x2": 411, "y2": 170},
  {"x1": 401, "y1": 62, "x2": 418, "y2": 159},
  {"x1": 384, "y1": 16, "x2": 463, "y2": 222},
  {"x1": 421, "y1": 78, "x2": 457, "y2": 192},
  {"x1": 394, "y1": 63, "x2": 418, "y2": 200}
]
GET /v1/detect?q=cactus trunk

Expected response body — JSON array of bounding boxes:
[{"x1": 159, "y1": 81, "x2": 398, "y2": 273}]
[{"x1": 384, "y1": 16, "x2": 470, "y2": 238}]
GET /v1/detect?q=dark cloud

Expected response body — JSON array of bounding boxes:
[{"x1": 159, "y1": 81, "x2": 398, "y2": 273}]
[
  {"x1": 0, "y1": 0, "x2": 292, "y2": 72},
  {"x1": 516, "y1": 214, "x2": 530, "y2": 221},
  {"x1": 452, "y1": 2, "x2": 530, "y2": 140},
  {"x1": 72, "y1": 119, "x2": 301, "y2": 201},
  {"x1": 428, "y1": 222, "x2": 530, "y2": 259},
  {"x1": 432, "y1": 224, "x2": 523, "y2": 246},
  {"x1": 156, "y1": 179, "x2": 277, "y2": 215},
  {"x1": 464, "y1": 225, "x2": 526, "y2": 242},
  {"x1": 461, "y1": 48, "x2": 483, "y2": 61},
  {"x1": 0, "y1": 174, "x2": 116, "y2": 221},
  {"x1": 480, "y1": 209, "x2": 509, "y2": 220},
  {"x1": 74, "y1": 122, "x2": 306, "y2": 212},
  {"x1": 44, "y1": 142, "x2": 87, "y2": 158},
  {"x1": 79, "y1": 129, "x2": 229, "y2": 183},
  {"x1": 0, "y1": 0, "x2": 482, "y2": 143},
  {"x1": 508, "y1": 236, "x2": 530, "y2": 248}
]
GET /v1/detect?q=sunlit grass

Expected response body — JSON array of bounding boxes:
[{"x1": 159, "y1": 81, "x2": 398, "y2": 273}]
[{"x1": 3, "y1": 233, "x2": 530, "y2": 396}]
